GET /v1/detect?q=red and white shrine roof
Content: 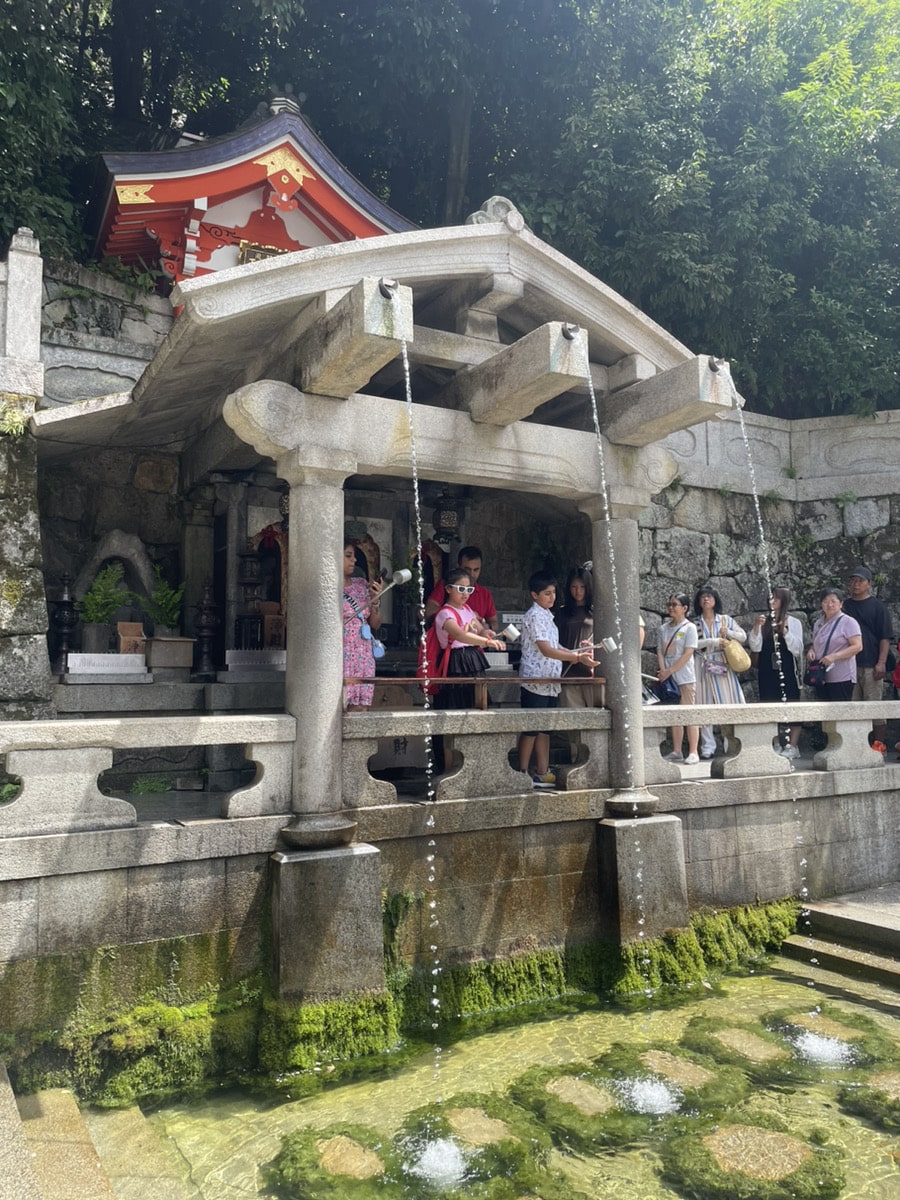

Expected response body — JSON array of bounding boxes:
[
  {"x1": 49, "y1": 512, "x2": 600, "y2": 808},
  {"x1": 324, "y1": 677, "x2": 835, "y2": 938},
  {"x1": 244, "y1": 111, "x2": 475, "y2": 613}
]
[{"x1": 93, "y1": 108, "x2": 416, "y2": 285}]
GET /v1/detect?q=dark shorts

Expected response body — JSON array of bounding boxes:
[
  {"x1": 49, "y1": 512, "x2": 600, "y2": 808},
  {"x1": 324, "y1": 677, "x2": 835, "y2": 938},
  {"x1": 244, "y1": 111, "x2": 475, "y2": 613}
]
[{"x1": 520, "y1": 687, "x2": 559, "y2": 736}]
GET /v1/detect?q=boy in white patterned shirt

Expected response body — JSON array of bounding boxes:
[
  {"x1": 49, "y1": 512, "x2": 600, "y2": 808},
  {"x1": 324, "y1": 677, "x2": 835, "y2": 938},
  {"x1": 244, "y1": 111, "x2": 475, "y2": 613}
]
[{"x1": 517, "y1": 571, "x2": 599, "y2": 787}]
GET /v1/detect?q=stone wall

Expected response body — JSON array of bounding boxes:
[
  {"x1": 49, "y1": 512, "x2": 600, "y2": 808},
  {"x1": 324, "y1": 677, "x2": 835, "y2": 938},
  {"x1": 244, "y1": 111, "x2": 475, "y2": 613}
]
[
  {"x1": 0, "y1": 434, "x2": 52, "y2": 720},
  {"x1": 40, "y1": 261, "x2": 172, "y2": 409}
]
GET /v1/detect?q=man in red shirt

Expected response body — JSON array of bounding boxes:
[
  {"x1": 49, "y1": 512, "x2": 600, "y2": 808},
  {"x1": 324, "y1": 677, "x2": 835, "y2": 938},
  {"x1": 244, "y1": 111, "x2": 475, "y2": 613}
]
[{"x1": 424, "y1": 545, "x2": 499, "y2": 631}]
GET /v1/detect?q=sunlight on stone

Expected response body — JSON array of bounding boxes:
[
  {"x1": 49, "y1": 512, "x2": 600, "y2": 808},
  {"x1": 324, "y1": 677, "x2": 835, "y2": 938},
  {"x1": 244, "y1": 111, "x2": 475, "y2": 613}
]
[
  {"x1": 446, "y1": 1106, "x2": 514, "y2": 1146},
  {"x1": 640, "y1": 1049, "x2": 714, "y2": 1088},
  {"x1": 869, "y1": 1070, "x2": 900, "y2": 1100},
  {"x1": 703, "y1": 1125, "x2": 811, "y2": 1180},
  {"x1": 545, "y1": 1075, "x2": 615, "y2": 1115},
  {"x1": 316, "y1": 1135, "x2": 383, "y2": 1179},
  {"x1": 790, "y1": 1012, "x2": 863, "y2": 1041},
  {"x1": 713, "y1": 1027, "x2": 788, "y2": 1062}
]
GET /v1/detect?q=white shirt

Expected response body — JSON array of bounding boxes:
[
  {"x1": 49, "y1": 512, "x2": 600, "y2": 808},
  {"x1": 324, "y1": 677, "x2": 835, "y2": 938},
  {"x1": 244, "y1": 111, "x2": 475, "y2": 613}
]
[{"x1": 519, "y1": 603, "x2": 562, "y2": 696}]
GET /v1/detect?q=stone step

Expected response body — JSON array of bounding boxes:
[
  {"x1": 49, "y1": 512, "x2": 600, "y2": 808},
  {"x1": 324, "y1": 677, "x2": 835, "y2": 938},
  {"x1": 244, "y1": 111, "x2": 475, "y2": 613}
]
[
  {"x1": 780, "y1": 934, "x2": 900, "y2": 992},
  {"x1": 804, "y1": 891, "x2": 900, "y2": 957},
  {"x1": 82, "y1": 1105, "x2": 194, "y2": 1200},
  {"x1": 16, "y1": 1088, "x2": 116, "y2": 1200},
  {"x1": 0, "y1": 1064, "x2": 42, "y2": 1200}
]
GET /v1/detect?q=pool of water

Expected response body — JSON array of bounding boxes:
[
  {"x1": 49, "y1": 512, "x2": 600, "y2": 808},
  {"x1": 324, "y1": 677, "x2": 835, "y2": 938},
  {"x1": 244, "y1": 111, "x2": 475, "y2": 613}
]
[{"x1": 148, "y1": 958, "x2": 900, "y2": 1198}]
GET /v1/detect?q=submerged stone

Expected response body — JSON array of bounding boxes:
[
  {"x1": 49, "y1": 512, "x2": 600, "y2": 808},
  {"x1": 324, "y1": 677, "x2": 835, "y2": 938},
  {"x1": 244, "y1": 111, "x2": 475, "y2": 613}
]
[
  {"x1": 702, "y1": 1124, "x2": 811, "y2": 1180},
  {"x1": 790, "y1": 1011, "x2": 864, "y2": 1042},
  {"x1": 316, "y1": 1134, "x2": 383, "y2": 1179},
  {"x1": 713, "y1": 1027, "x2": 788, "y2": 1063},
  {"x1": 544, "y1": 1075, "x2": 615, "y2": 1115},
  {"x1": 870, "y1": 1070, "x2": 900, "y2": 1100},
  {"x1": 446, "y1": 1105, "x2": 514, "y2": 1146},
  {"x1": 640, "y1": 1049, "x2": 714, "y2": 1088}
]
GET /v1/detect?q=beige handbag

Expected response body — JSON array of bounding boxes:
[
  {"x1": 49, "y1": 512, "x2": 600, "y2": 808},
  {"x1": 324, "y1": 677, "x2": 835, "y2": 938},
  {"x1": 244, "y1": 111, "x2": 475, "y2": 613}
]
[{"x1": 723, "y1": 627, "x2": 751, "y2": 674}]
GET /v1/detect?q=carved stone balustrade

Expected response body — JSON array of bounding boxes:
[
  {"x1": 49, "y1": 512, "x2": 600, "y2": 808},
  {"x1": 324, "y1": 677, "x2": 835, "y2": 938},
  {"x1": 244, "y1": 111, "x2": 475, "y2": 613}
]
[{"x1": 0, "y1": 714, "x2": 296, "y2": 836}]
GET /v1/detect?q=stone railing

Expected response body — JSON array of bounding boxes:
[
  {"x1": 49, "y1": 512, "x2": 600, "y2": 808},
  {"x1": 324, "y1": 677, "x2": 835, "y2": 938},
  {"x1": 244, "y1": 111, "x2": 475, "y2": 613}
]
[
  {"x1": 0, "y1": 714, "x2": 295, "y2": 837},
  {"x1": 642, "y1": 700, "x2": 899, "y2": 783},
  {"x1": 342, "y1": 708, "x2": 613, "y2": 806},
  {"x1": 346, "y1": 700, "x2": 900, "y2": 805}
]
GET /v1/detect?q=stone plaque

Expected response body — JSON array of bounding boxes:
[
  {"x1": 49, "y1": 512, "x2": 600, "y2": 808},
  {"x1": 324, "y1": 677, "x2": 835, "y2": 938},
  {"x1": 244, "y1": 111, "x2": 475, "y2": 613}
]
[{"x1": 67, "y1": 653, "x2": 148, "y2": 675}]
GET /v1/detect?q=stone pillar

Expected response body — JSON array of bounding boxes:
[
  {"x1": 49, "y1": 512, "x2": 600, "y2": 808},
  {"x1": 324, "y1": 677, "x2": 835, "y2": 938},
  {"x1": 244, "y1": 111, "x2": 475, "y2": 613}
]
[
  {"x1": 279, "y1": 450, "x2": 356, "y2": 845},
  {"x1": 581, "y1": 497, "x2": 654, "y2": 812},
  {"x1": 212, "y1": 478, "x2": 248, "y2": 650},
  {"x1": 0, "y1": 229, "x2": 52, "y2": 719},
  {"x1": 181, "y1": 487, "x2": 215, "y2": 638}
]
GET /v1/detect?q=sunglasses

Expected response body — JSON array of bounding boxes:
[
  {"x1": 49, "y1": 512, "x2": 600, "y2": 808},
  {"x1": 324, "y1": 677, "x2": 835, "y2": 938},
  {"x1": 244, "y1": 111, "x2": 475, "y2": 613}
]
[{"x1": 450, "y1": 584, "x2": 475, "y2": 594}]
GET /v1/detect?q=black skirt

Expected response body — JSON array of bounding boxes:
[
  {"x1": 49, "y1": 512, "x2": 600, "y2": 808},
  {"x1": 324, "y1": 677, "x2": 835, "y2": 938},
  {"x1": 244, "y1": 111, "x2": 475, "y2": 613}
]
[
  {"x1": 757, "y1": 633, "x2": 800, "y2": 702},
  {"x1": 435, "y1": 645, "x2": 487, "y2": 710}
]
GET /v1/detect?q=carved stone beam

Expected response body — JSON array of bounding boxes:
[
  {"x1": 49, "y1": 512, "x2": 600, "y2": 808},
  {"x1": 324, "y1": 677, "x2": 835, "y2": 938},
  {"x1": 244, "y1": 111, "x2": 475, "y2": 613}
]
[
  {"x1": 294, "y1": 276, "x2": 413, "y2": 399},
  {"x1": 442, "y1": 322, "x2": 587, "y2": 427},
  {"x1": 600, "y1": 354, "x2": 734, "y2": 447},
  {"x1": 416, "y1": 273, "x2": 524, "y2": 340}
]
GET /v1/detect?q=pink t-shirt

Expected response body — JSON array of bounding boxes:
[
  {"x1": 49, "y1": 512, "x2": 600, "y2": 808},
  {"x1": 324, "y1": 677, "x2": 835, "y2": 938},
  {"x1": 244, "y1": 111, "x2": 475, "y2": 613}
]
[{"x1": 435, "y1": 604, "x2": 477, "y2": 650}]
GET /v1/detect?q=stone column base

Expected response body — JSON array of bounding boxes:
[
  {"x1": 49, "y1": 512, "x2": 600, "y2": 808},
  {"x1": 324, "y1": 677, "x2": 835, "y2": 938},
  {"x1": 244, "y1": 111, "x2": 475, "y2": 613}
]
[
  {"x1": 271, "y1": 844, "x2": 383, "y2": 1000},
  {"x1": 597, "y1": 814, "x2": 689, "y2": 942}
]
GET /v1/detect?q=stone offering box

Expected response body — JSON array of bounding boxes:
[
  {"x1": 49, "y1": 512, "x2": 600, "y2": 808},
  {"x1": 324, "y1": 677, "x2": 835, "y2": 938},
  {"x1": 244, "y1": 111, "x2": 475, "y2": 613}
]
[{"x1": 145, "y1": 636, "x2": 196, "y2": 670}]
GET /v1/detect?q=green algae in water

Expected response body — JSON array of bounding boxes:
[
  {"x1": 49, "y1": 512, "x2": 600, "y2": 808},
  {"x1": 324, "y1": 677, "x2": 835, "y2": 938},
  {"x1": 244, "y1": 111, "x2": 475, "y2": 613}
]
[
  {"x1": 266, "y1": 1092, "x2": 587, "y2": 1200},
  {"x1": 838, "y1": 1071, "x2": 900, "y2": 1131},
  {"x1": 660, "y1": 1110, "x2": 846, "y2": 1200},
  {"x1": 508, "y1": 1042, "x2": 748, "y2": 1153},
  {"x1": 148, "y1": 966, "x2": 900, "y2": 1200}
]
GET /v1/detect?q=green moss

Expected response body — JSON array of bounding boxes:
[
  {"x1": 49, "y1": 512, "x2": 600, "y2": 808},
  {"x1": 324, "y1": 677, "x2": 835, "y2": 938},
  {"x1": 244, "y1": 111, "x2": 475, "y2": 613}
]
[
  {"x1": 258, "y1": 991, "x2": 400, "y2": 1074},
  {"x1": 660, "y1": 1112, "x2": 846, "y2": 1200},
  {"x1": 395, "y1": 901, "x2": 799, "y2": 1030}
]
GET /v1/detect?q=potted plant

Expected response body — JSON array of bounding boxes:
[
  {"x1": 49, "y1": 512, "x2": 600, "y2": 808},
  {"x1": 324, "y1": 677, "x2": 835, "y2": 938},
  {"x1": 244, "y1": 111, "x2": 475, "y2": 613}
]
[
  {"x1": 140, "y1": 566, "x2": 194, "y2": 670},
  {"x1": 75, "y1": 562, "x2": 126, "y2": 652},
  {"x1": 138, "y1": 564, "x2": 185, "y2": 636}
]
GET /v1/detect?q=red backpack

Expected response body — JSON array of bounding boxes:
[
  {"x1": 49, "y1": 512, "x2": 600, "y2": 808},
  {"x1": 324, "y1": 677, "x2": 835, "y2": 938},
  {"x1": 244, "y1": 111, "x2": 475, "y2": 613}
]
[{"x1": 416, "y1": 607, "x2": 455, "y2": 696}]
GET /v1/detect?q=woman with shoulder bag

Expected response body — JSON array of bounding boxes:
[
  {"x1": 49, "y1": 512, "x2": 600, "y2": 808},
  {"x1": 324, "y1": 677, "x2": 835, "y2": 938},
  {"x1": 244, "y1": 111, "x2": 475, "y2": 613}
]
[
  {"x1": 806, "y1": 588, "x2": 862, "y2": 701},
  {"x1": 693, "y1": 586, "x2": 747, "y2": 760},
  {"x1": 657, "y1": 593, "x2": 700, "y2": 764},
  {"x1": 750, "y1": 587, "x2": 803, "y2": 756}
]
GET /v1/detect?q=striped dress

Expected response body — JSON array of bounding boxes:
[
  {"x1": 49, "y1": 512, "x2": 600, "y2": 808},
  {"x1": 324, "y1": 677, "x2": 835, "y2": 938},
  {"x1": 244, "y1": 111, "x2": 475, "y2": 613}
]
[{"x1": 695, "y1": 614, "x2": 747, "y2": 705}]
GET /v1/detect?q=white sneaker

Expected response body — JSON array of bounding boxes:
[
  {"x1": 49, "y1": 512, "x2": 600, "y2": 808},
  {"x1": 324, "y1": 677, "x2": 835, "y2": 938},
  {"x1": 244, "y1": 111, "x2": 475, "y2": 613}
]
[
  {"x1": 684, "y1": 753, "x2": 700, "y2": 765},
  {"x1": 782, "y1": 745, "x2": 800, "y2": 759},
  {"x1": 664, "y1": 752, "x2": 684, "y2": 762}
]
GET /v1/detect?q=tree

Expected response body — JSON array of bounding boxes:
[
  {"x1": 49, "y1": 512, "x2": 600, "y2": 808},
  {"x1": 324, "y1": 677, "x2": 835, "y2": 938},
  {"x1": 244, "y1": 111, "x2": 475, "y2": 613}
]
[
  {"x1": 0, "y1": 0, "x2": 81, "y2": 254},
  {"x1": 504, "y1": 0, "x2": 900, "y2": 417}
]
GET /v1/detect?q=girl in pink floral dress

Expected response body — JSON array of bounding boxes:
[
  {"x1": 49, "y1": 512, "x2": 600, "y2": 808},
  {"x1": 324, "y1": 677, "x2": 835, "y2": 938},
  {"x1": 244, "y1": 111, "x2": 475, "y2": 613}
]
[{"x1": 343, "y1": 541, "x2": 383, "y2": 710}]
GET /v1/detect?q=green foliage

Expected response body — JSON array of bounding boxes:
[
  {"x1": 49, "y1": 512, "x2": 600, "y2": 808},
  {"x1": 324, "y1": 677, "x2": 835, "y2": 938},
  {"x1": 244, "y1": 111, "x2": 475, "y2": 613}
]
[
  {"x1": 75, "y1": 563, "x2": 126, "y2": 624},
  {"x1": 0, "y1": 396, "x2": 31, "y2": 439},
  {"x1": 834, "y1": 489, "x2": 859, "y2": 509},
  {"x1": 0, "y1": 776, "x2": 21, "y2": 804},
  {"x1": 130, "y1": 774, "x2": 172, "y2": 794},
  {"x1": 137, "y1": 564, "x2": 185, "y2": 630},
  {"x1": 0, "y1": 1, "x2": 82, "y2": 255}
]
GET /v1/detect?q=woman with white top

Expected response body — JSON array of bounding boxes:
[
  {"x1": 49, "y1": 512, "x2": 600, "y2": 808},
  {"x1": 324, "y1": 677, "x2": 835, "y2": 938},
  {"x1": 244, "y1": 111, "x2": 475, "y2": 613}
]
[
  {"x1": 657, "y1": 593, "x2": 700, "y2": 764},
  {"x1": 750, "y1": 587, "x2": 804, "y2": 757},
  {"x1": 693, "y1": 585, "x2": 747, "y2": 759}
]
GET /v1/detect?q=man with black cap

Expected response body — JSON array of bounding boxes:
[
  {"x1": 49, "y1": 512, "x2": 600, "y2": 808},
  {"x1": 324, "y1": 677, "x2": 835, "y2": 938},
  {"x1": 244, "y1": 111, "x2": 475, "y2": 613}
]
[{"x1": 843, "y1": 565, "x2": 893, "y2": 748}]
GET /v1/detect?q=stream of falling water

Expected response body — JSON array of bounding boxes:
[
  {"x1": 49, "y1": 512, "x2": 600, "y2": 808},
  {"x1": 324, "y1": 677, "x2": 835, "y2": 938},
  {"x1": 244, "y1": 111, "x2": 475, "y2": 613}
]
[
  {"x1": 399, "y1": 333, "x2": 443, "y2": 1085},
  {"x1": 718, "y1": 359, "x2": 817, "y2": 984},
  {"x1": 576, "y1": 329, "x2": 651, "y2": 984}
]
